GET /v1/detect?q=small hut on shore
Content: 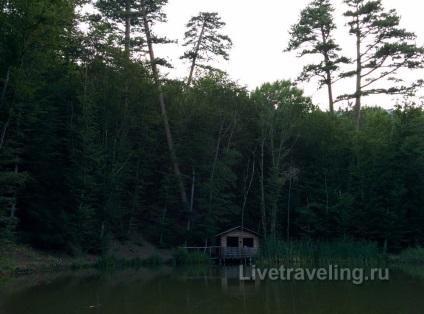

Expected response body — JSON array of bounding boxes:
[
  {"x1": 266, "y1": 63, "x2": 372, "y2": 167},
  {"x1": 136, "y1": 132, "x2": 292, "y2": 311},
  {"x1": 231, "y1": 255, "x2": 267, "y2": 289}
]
[{"x1": 215, "y1": 226, "x2": 262, "y2": 260}]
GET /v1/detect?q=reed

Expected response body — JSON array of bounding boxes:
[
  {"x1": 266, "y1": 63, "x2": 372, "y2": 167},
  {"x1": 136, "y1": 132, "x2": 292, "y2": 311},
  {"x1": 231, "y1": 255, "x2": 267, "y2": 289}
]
[
  {"x1": 317, "y1": 240, "x2": 382, "y2": 264},
  {"x1": 96, "y1": 255, "x2": 143, "y2": 268},
  {"x1": 258, "y1": 239, "x2": 315, "y2": 264},
  {"x1": 257, "y1": 238, "x2": 383, "y2": 265},
  {"x1": 392, "y1": 264, "x2": 424, "y2": 280},
  {"x1": 172, "y1": 263, "x2": 212, "y2": 279},
  {"x1": 172, "y1": 248, "x2": 210, "y2": 265},
  {"x1": 141, "y1": 254, "x2": 163, "y2": 266},
  {"x1": 396, "y1": 247, "x2": 424, "y2": 264}
]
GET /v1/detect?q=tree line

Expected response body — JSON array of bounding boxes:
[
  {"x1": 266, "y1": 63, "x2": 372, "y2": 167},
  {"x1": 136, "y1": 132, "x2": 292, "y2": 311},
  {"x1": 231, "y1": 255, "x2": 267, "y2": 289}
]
[{"x1": 0, "y1": 0, "x2": 423, "y2": 254}]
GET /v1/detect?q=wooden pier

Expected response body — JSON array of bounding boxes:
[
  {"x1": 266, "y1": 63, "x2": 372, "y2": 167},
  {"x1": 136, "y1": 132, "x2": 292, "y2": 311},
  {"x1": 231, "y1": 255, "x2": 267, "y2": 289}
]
[{"x1": 182, "y1": 246, "x2": 258, "y2": 260}]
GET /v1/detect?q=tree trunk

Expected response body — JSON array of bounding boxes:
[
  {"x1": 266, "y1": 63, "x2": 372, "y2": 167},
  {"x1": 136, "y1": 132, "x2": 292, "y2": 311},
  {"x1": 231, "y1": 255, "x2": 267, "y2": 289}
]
[
  {"x1": 187, "y1": 20, "x2": 206, "y2": 87},
  {"x1": 10, "y1": 164, "x2": 18, "y2": 218},
  {"x1": 326, "y1": 72, "x2": 335, "y2": 114},
  {"x1": 0, "y1": 66, "x2": 11, "y2": 110},
  {"x1": 0, "y1": 67, "x2": 11, "y2": 152},
  {"x1": 354, "y1": 17, "x2": 362, "y2": 132},
  {"x1": 241, "y1": 156, "x2": 255, "y2": 241},
  {"x1": 186, "y1": 167, "x2": 195, "y2": 231},
  {"x1": 209, "y1": 119, "x2": 225, "y2": 204},
  {"x1": 127, "y1": 157, "x2": 141, "y2": 235},
  {"x1": 100, "y1": 221, "x2": 105, "y2": 240},
  {"x1": 10, "y1": 106, "x2": 21, "y2": 218},
  {"x1": 159, "y1": 204, "x2": 167, "y2": 244},
  {"x1": 286, "y1": 177, "x2": 292, "y2": 241},
  {"x1": 321, "y1": 27, "x2": 334, "y2": 114},
  {"x1": 124, "y1": 1, "x2": 131, "y2": 57},
  {"x1": 141, "y1": 2, "x2": 189, "y2": 213},
  {"x1": 260, "y1": 122, "x2": 267, "y2": 237},
  {"x1": 324, "y1": 173, "x2": 329, "y2": 216},
  {"x1": 0, "y1": 116, "x2": 9, "y2": 151},
  {"x1": 270, "y1": 184, "x2": 278, "y2": 240}
]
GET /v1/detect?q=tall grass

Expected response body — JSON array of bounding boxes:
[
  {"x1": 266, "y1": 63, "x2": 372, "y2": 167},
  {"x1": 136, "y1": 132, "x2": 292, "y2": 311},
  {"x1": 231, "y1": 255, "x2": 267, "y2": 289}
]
[
  {"x1": 172, "y1": 248, "x2": 210, "y2": 265},
  {"x1": 96, "y1": 255, "x2": 142, "y2": 268},
  {"x1": 257, "y1": 238, "x2": 383, "y2": 265},
  {"x1": 141, "y1": 254, "x2": 163, "y2": 267},
  {"x1": 172, "y1": 263, "x2": 212, "y2": 279},
  {"x1": 396, "y1": 247, "x2": 424, "y2": 264},
  {"x1": 259, "y1": 239, "x2": 315, "y2": 264},
  {"x1": 318, "y1": 240, "x2": 382, "y2": 264},
  {"x1": 392, "y1": 264, "x2": 424, "y2": 280},
  {"x1": 96, "y1": 253, "x2": 167, "y2": 269}
]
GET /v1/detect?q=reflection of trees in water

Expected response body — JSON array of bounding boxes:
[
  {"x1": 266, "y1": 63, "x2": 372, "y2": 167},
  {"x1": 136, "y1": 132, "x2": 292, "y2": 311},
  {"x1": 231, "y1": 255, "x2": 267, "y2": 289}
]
[{"x1": 4, "y1": 266, "x2": 424, "y2": 313}]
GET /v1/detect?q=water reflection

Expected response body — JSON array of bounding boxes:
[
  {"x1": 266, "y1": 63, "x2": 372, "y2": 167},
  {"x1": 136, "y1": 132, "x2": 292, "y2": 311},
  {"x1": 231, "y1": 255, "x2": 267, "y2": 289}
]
[
  {"x1": 220, "y1": 266, "x2": 260, "y2": 297},
  {"x1": 1, "y1": 264, "x2": 424, "y2": 314}
]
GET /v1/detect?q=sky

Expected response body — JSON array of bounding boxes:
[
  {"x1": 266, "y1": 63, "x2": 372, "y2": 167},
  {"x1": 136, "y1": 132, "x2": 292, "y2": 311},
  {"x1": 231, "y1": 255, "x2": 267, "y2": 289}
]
[{"x1": 152, "y1": 0, "x2": 424, "y2": 111}]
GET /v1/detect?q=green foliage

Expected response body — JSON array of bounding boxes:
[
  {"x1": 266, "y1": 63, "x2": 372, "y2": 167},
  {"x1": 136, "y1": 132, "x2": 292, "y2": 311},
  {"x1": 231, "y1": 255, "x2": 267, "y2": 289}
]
[
  {"x1": 0, "y1": 216, "x2": 18, "y2": 242},
  {"x1": 172, "y1": 74, "x2": 250, "y2": 243},
  {"x1": 251, "y1": 80, "x2": 314, "y2": 238},
  {"x1": 1, "y1": 0, "x2": 424, "y2": 260},
  {"x1": 0, "y1": 0, "x2": 80, "y2": 243},
  {"x1": 0, "y1": 255, "x2": 18, "y2": 276}
]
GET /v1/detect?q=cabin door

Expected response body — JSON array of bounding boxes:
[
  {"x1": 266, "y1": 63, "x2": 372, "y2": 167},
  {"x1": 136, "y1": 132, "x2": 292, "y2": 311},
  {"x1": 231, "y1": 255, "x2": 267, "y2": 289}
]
[{"x1": 243, "y1": 237, "x2": 254, "y2": 247}]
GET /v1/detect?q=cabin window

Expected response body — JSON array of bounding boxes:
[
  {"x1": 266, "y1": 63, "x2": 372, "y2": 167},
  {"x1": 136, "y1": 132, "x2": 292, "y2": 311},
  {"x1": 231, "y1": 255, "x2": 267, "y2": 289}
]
[
  {"x1": 226, "y1": 236, "x2": 239, "y2": 247},
  {"x1": 243, "y1": 237, "x2": 254, "y2": 247}
]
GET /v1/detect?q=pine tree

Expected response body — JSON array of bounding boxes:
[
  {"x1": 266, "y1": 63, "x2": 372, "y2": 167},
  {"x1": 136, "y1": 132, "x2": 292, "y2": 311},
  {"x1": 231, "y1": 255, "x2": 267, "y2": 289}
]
[
  {"x1": 181, "y1": 12, "x2": 232, "y2": 87},
  {"x1": 341, "y1": 0, "x2": 424, "y2": 131},
  {"x1": 286, "y1": 0, "x2": 348, "y2": 114}
]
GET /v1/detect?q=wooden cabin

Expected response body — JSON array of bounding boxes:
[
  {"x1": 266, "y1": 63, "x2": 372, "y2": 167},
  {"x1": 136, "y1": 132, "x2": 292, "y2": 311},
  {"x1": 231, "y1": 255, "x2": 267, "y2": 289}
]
[{"x1": 216, "y1": 226, "x2": 262, "y2": 260}]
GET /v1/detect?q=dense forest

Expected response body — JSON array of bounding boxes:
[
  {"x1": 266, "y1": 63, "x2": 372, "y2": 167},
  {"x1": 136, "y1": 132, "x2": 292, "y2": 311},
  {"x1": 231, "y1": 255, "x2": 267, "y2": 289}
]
[{"x1": 1, "y1": 0, "x2": 424, "y2": 255}]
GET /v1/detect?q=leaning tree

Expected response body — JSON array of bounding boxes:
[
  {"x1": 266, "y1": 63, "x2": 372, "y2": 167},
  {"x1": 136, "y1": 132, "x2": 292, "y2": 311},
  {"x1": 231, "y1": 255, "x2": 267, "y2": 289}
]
[{"x1": 181, "y1": 12, "x2": 232, "y2": 87}]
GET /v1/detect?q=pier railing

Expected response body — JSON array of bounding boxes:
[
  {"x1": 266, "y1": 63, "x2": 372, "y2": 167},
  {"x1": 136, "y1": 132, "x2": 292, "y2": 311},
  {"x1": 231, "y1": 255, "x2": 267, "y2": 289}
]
[
  {"x1": 220, "y1": 247, "x2": 258, "y2": 259},
  {"x1": 181, "y1": 246, "x2": 258, "y2": 259}
]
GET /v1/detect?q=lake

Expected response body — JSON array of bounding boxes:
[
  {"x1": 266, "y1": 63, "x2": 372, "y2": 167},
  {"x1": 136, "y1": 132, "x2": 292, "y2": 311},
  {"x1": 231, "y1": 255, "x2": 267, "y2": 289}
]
[{"x1": 1, "y1": 264, "x2": 424, "y2": 313}]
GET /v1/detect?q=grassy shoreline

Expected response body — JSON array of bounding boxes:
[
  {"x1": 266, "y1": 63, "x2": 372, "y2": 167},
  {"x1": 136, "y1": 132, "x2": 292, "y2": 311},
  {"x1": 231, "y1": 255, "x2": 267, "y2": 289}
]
[
  {"x1": 0, "y1": 252, "x2": 174, "y2": 277},
  {"x1": 0, "y1": 244, "x2": 210, "y2": 277},
  {"x1": 2, "y1": 242, "x2": 424, "y2": 277},
  {"x1": 0, "y1": 242, "x2": 172, "y2": 277}
]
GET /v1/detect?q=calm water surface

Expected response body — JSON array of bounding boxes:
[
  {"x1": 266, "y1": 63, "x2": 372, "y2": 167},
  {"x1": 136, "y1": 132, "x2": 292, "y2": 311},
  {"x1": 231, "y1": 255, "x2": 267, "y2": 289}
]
[{"x1": 1, "y1": 265, "x2": 424, "y2": 314}]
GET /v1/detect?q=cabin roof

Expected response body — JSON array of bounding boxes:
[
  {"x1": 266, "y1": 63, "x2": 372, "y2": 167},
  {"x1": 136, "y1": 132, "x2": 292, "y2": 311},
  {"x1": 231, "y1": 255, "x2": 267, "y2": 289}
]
[{"x1": 215, "y1": 226, "x2": 263, "y2": 238}]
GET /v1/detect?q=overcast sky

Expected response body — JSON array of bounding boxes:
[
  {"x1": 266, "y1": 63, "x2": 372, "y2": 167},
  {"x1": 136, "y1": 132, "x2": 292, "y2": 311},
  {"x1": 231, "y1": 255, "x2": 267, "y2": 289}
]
[{"x1": 153, "y1": 0, "x2": 424, "y2": 110}]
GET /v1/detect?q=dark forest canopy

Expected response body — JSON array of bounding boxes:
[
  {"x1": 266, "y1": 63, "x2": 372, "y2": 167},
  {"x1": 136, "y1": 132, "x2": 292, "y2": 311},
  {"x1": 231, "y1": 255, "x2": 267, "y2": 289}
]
[{"x1": 0, "y1": 0, "x2": 423, "y2": 254}]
